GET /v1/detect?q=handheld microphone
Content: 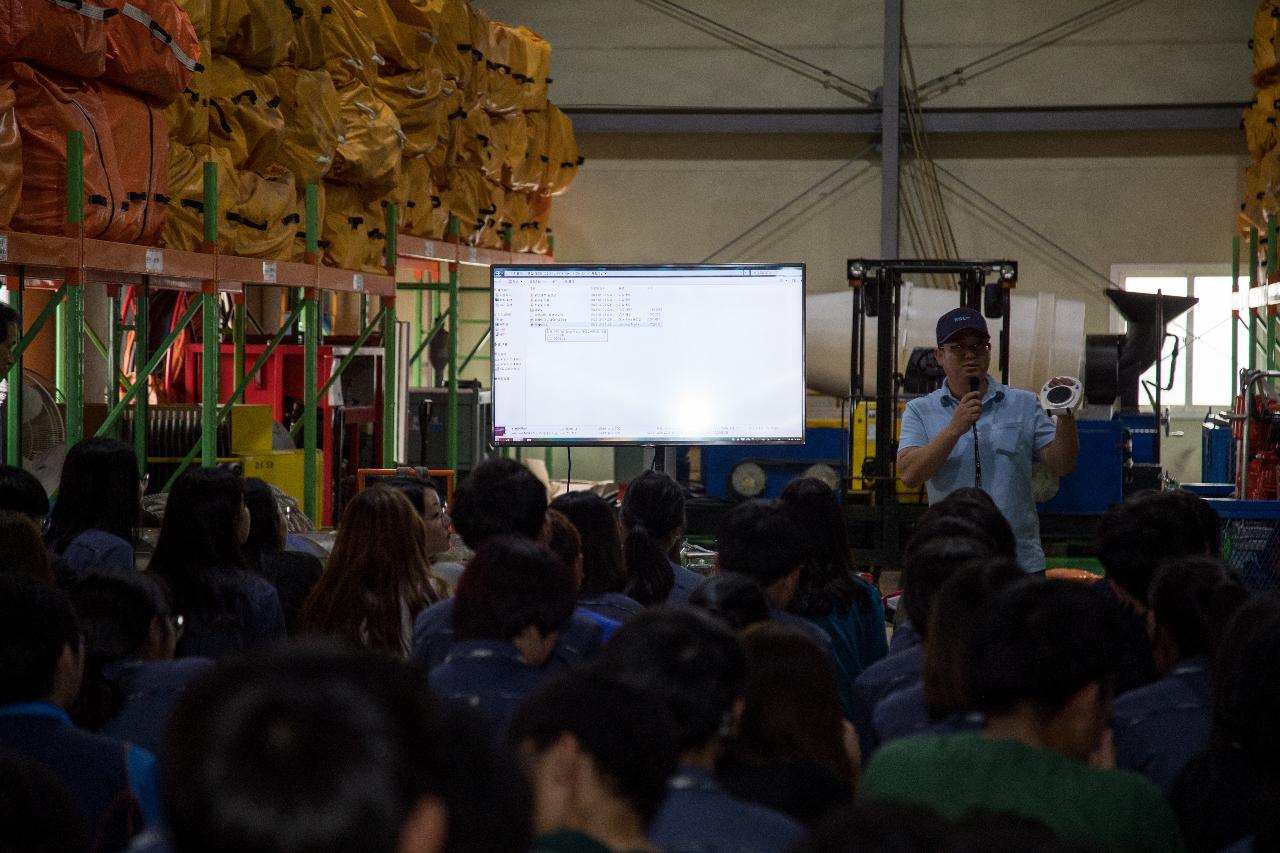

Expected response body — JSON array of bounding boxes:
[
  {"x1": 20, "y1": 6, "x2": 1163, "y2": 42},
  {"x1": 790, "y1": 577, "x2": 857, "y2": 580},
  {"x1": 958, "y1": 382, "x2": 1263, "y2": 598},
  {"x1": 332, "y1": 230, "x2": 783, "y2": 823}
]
[{"x1": 969, "y1": 377, "x2": 982, "y2": 488}]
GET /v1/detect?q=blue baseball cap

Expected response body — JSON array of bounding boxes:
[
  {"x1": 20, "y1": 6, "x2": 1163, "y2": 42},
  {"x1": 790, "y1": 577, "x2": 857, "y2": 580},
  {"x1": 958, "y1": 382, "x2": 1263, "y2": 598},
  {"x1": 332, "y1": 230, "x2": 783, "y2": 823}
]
[{"x1": 936, "y1": 307, "x2": 989, "y2": 346}]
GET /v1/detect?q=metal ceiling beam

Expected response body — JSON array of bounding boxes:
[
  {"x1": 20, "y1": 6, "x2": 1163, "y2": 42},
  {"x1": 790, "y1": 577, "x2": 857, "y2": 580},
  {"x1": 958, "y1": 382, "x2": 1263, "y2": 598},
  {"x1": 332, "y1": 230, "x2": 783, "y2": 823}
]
[{"x1": 564, "y1": 103, "x2": 1245, "y2": 135}]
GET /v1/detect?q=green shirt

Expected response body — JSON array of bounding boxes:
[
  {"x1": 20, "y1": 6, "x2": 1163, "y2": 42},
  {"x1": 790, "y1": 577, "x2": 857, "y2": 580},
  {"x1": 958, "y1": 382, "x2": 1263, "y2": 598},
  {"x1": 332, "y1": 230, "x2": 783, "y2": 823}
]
[
  {"x1": 861, "y1": 734, "x2": 1183, "y2": 853},
  {"x1": 530, "y1": 830, "x2": 649, "y2": 853}
]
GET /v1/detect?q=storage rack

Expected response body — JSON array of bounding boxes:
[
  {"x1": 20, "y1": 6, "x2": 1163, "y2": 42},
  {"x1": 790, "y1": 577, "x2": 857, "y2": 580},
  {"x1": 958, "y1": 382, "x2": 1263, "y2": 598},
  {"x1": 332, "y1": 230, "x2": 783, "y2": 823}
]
[{"x1": 0, "y1": 132, "x2": 395, "y2": 523}]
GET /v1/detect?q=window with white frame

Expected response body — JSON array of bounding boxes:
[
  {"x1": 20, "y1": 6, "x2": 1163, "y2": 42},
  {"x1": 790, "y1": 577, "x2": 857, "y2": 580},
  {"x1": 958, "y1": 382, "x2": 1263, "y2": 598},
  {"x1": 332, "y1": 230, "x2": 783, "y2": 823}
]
[{"x1": 1111, "y1": 265, "x2": 1245, "y2": 411}]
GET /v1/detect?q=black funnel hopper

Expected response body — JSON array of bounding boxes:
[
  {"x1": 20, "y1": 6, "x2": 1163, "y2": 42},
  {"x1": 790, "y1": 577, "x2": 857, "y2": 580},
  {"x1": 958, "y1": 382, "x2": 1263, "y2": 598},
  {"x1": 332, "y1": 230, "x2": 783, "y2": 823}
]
[{"x1": 1105, "y1": 290, "x2": 1198, "y2": 412}]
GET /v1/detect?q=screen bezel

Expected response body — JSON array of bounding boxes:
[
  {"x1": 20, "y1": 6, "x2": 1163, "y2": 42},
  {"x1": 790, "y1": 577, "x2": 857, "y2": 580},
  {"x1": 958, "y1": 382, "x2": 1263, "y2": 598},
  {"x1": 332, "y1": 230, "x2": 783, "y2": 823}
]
[{"x1": 488, "y1": 263, "x2": 807, "y2": 447}]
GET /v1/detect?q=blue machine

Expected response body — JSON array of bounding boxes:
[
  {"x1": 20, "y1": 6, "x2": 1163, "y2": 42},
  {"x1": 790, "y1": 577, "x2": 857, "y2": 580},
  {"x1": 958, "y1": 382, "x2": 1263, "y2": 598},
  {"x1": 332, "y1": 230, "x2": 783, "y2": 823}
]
[
  {"x1": 1036, "y1": 415, "x2": 1157, "y2": 515},
  {"x1": 700, "y1": 426, "x2": 845, "y2": 500}
]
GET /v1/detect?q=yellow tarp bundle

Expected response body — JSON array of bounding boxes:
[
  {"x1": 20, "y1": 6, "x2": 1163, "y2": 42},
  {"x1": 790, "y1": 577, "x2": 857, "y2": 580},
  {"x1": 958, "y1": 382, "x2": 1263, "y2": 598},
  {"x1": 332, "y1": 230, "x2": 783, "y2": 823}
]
[
  {"x1": 163, "y1": 143, "x2": 238, "y2": 252},
  {"x1": 357, "y1": 0, "x2": 425, "y2": 72},
  {"x1": 207, "y1": 56, "x2": 285, "y2": 173},
  {"x1": 503, "y1": 191, "x2": 531, "y2": 252},
  {"x1": 542, "y1": 105, "x2": 580, "y2": 196},
  {"x1": 0, "y1": 78, "x2": 21, "y2": 229},
  {"x1": 175, "y1": 0, "x2": 211, "y2": 42},
  {"x1": 508, "y1": 107, "x2": 546, "y2": 192},
  {"x1": 1257, "y1": 2, "x2": 1280, "y2": 85},
  {"x1": 322, "y1": 182, "x2": 388, "y2": 273},
  {"x1": 440, "y1": 166, "x2": 491, "y2": 245},
  {"x1": 323, "y1": 0, "x2": 379, "y2": 88},
  {"x1": 399, "y1": 153, "x2": 438, "y2": 238},
  {"x1": 329, "y1": 79, "x2": 404, "y2": 191},
  {"x1": 1243, "y1": 147, "x2": 1280, "y2": 232},
  {"x1": 446, "y1": 104, "x2": 494, "y2": 173},
  {"x1": 484, "y1": 23, "x2": 523, "y2": 115},
  {"x1": 287, "y1": 0, "x2": 329, "y2": 71},
  {"x1": 229, "y1": 167, "x2": 295, "y2": 259},
  {"x1": 209, "y1": 0, "x2": 294, "y2": 70},
  {"x1": 430, "y1": 0, "x2": 474, "y2": 87},
  {"x1": 384, "y1": 0, "x2": 445, "y2": 28},
  {"x1": 375, "y1": 68, "x2": 445, "y2": 156},
  {"x1": 269, "y1": 66, "x2": 342, "y2": 187},
  {"x1": 1245, "y1": 86, "x2": 1280, "y2": 158},
  {"x1": 492, "y1": 113, "x2": 528, "y2": 184},
  {"x1": 165, "y1": 39, "x2": 212, "y2": 147},
  {"x1": 466, "y1": 5, "x2": 492, "y2": 106},
  {"x1": 516, "y1": 27, "x2": 551, "y2": 113}
]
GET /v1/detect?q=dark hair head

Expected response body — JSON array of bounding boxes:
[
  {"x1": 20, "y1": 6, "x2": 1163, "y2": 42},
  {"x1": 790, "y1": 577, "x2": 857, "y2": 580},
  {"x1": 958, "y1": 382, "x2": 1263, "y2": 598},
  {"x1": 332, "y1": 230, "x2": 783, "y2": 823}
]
[
  {"x1": 450, "y1": 458, "x2": 547, "y2": 548},
  {"x1": 452, "y1": 536, "x2": 577, "y2": 641},
  {"x1": 148, "y1": 467, "x2": 246, "y2": 612},
  {"x1": 164, "y1": 642, "x2": 530, "y2": 853},
  {"x1": 901, "y1": 517, "x2": 995, "y2": 640},
  {"x1": 1167, "y1": 490, "x2": 1222, "y2": 557},
  {"x1": 0, "y1": 753, "x2": 90, "y2": 853},
  {"x1": 511, "y1": 667, "x2": 679, "y2": 825},
  {"x1": 778, "y1": 477, "x2": 871, "y2": 618},
  {"x1": 0, "y1": 574, "x2": 80, "y2": 704},
  {"x1": 46, "y1": 437, "x2": 140, "y2": 554},
  {"x1": 241, "y1": 478, "x2": 285, "y2": 569},
  {"x1": 597, "y1": 606, "x2": 746, "y2": 752},
  {"x1": 715, "y1": 499, "x2": 806, "y2": 588},
  {"x1": 619, "y1": 471, "x2": 683, "y2": 604},
  {"x1": 550, "y1": 490, "x2": 627, "y2": 595},
  {"x1": 0, "y1": 509, "x2": 53, "y2": 583},
  {"x1": 687, "y1": 573, "x2": 770, "y2": 631},
  {"x1": 1210, "y1": 592, "x2": 1280, "y2": 770},
  {"x1": 1097, "y1": 490, "x2": 1214, "y2": 605},
  {"x1": 923, "y1": 557, "x2": 1025, "y2": 720},
  {"x1": 727, "y1": 623, "x2": 854, "y2": 784},
  {"x1": 302, "y1": 486, "x2": 441, "y2": 655},
  {"x1": 0, "y1": 464, "x2": 49, "y2": 521},
  {"x1": 1148, "y1": 557, "x2": 1249, "y2": 663},
  {"x1": 969, "y1": 578, "x2": 1121, "y2": 718},
  {"x1": 67, "y1": 572, "x2": 164, "y2": 730},
  {"x1": 919, "y1": 488, "x2": 1016, "y2": 560},
  {"x1": 380, "y1": 475, "x2": 443, "y2": 517},
  {"x1": 544, "y1": 508, "x2": 582, "y2": 581}
]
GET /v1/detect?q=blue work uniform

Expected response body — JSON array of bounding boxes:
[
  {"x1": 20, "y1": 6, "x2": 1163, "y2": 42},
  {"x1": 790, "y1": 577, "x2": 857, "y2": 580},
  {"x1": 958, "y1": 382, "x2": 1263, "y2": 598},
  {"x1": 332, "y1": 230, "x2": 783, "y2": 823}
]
[
  {"x1": 101, "y1": 657, "x2": 214, "y2": 758},
  {"x1": 898, "y1": 376, "x2": 1057, "y2": 572},
  {"x1": 649, "y1": 764, "x2": 804, "y2": 853},
  {"x1": 428, "y1": 639, "x2": 552, "y2": 733},
  {"x1": 411, "y1": 598, "x2": 605, "y2": 672},
  {"x1": 850, "y1": 643, "x2": 925, "y2": 759},
  {"x1": 1112, "y1": 656, "x2": 1212, "y2": 794},
  {"x1": 577, "y1": 591, "x2": 643, "y2": 624},
  {"x1": 667, "y1": 560, "x2": 706, "y2": 603}
]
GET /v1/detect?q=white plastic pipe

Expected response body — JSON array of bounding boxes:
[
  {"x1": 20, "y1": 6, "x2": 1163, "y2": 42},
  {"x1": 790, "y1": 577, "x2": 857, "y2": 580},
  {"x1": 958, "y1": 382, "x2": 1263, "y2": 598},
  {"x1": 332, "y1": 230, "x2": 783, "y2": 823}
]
[{"x1": 805, "y1": 284, "x2": 1086, "y2": 396}]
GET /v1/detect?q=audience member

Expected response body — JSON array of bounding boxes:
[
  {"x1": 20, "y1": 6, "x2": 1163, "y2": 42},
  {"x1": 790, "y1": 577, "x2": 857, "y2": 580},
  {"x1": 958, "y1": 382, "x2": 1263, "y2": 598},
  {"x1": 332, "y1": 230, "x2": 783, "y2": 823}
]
[
  {"x1": 412, "y1": 459, "x2": 604, "y2": 671},
  {"x1": 917, "y1": 487, "x2": 1017, "y2": 560},
  {"x1": 791, "y1": 800, "x2": 953, "y2": 853},
  {"x1": 1170, "y1": 592, "x2": 1280, "y2": 852},
  {"x1": 718, "y1": 623, "x2": 856, "y2": 827},
  {"x1": 0, "y1": 752, "x2": 91, "y2": 853},
  {"x1": 1096, "y1": 489, "x2": 1217, "y2": 694},
  {"x1": 0, "y1": 508, "x2": 54, "y2": 582},
  {"x1": 45, "y1": 437, "x2": 140, "y2": 573},
  {"x1": 513, "y1": 668, "x2": 679, "y2": 853},
  {"x1": 850, "y1": 518, "x2": 993, "y2": 757},
  {"x1": 163, "y1": 641, "x2": 532, "y2": 853},
  {"x1": 620, "y1": 470, "x2": 704, "y2": 603},
  {"x1": 429, "y1": 536, "x2": 577, "y2": 732},
  {"x1": 0, "y1": 462, "x2": 50, "y2": 521},
  {"x1": 861, "y1": 577, "x2": 1182, "y2": 853},
  {"x1": 598, "y1": 607, "x2": 804, "y2": 853},
  {"x1": 714, "y1": 498, "x2": 833, "y2": 650},
  {"x1": 779, "y1": 476, "x2": 888, "y2": 716},
  {"x1": 303, "y1": 485, "x2": 443, "y2": 657},
  {"x1": 241, "y1": 477, "x2": 323, "y2": 634},
  {"x1": 546, "y1": 508, "x2": 621, "y2": 640},
  {"x1": 0, "y1": 574, "x2": 159, "y2": 852},
  {"x1": 382, "y1": 474, "x2": 461, "y2": 590},
  {"x1": 67, "y1": 572, "x2": 212, "y2": 757},
  {"x1": 551, "y1": 490, "x2": 642, "y2": 622},
  {"x1": 687, "y1": 572, "x2": 770, "y2": 631},
  {"x1": 1112, "y1": 556, "x2": 1249, "y2": 793},
  {"x1": 148, "y1": 468, "x2": 284, "y2": 657}
]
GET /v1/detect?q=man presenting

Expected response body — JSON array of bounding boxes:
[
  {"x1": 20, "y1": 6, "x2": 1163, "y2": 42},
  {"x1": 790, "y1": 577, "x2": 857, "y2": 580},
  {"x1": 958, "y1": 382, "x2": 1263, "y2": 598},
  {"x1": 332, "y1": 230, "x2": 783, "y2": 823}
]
[{"x1": 897, "y1": 307, "x2": 1078, "y2": 572}]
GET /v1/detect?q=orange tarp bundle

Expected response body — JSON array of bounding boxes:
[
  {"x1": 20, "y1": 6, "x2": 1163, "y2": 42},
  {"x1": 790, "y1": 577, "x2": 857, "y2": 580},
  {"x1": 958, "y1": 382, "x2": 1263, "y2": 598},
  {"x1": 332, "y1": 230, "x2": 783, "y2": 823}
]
[
  {"x1": 207, "y1": 56, "x2": 284, "y2": 173},
  {"x1": 0, "y1": 78, "x2": 21, "y2": 228},
  {"x1": 174, "y1": 0, "x2": 209, "y2": 40},
  {"x1": 98, "y1": 81, "x2": 169, "y2": 245},
  {"x1": 0, "y1": 0, "x2": 112, "y2": 78},
  {"x1": 209, "y1": 0, "x2": 293, "y2": 70},
  {"x1": 103, "y1": 0, "x2": 201, "y2": 105},
  {"x1": 5, "y1": 62, "x2": 127, "y2": 240},
  {"x1": 269, "y1": 66, "x2": 341, "y2": 187}
]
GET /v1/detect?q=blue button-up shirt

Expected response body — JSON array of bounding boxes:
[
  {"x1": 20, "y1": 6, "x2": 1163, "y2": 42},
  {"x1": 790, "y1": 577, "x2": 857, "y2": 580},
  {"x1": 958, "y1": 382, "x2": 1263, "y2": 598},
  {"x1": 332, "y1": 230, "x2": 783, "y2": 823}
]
[{"x1": 898, "y1": 376, "x2": 1056, "y2": 572}]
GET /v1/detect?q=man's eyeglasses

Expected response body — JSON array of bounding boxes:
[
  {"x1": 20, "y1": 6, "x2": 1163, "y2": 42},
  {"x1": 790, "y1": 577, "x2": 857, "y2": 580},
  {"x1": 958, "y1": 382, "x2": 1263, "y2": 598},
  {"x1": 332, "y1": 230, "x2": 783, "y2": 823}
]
[{"x1": 943, "y1": 341, "x2": 992, "y2": 356}]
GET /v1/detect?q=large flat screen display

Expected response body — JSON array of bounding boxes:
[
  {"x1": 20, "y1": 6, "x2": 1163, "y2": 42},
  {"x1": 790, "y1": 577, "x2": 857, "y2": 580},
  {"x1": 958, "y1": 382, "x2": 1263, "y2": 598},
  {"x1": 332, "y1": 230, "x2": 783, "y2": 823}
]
[{"x1": 490, "y1": 264, "x2": 806, "y2": 446}]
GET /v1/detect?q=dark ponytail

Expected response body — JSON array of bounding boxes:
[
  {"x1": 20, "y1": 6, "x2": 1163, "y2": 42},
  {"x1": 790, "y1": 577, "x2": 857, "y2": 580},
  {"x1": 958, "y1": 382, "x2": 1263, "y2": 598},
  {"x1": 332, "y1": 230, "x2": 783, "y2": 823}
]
[{"x1": 620, "y1": 472, "x2": 684, "y2": 606}]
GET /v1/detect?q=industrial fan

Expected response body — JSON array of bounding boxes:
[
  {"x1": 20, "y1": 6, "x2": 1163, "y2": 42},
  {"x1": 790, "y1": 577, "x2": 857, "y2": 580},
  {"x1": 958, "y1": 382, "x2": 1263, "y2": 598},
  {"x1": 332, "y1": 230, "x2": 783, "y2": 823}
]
[{"x1": 0, "y1": 370, "x2": 67, "y2": 494}]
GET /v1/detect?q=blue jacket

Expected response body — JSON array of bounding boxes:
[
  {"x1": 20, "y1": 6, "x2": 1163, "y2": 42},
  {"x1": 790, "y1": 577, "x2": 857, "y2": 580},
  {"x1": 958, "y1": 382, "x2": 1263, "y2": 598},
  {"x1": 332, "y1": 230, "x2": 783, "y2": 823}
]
[
  {"x1": 649, "y1": 764, "x2": 804, "y2": 853},
  {"x1": 101, "y1": 657, "x2": 214, "y2": 757},
  {"x1": 1113, "y1": 657, "x2": 1212, "y2": 794},
  {"x1": 428, "y1": 639, "x2": 552, "y2": 733},
  {"x1": 411, "y1": 598, "x2": 605, "y2": 673}
]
